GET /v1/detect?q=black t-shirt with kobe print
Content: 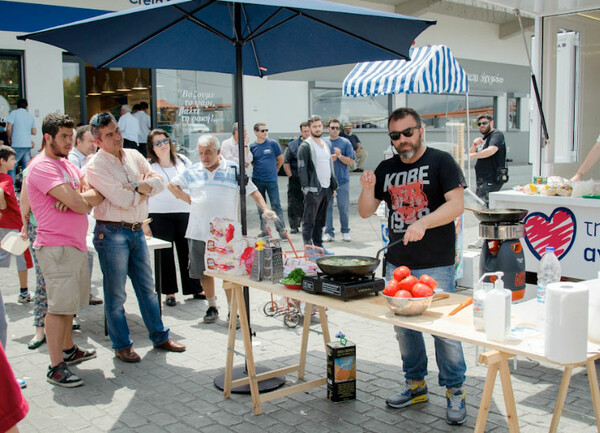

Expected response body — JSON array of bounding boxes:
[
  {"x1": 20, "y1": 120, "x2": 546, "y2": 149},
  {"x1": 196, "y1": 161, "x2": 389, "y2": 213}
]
[{"x1": 374, "y1": 147, "x2": 466, "y2": 270}]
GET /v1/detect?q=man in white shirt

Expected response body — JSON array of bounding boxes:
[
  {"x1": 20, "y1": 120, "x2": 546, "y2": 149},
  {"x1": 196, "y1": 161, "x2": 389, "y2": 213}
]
[
  {"x1": 297, "y1": 115, "x2": 337, "y2": 255},
  {"x1": 168, "y1": 134, "x2": 275, "y2": 324},
  {"x1": 68, "y1": 125, "x2": 97, "y2": 170},
  {"x1": 133, "y1": 102, "x2": 151, "y2": 157},
  {"x1": 220, "y1": 122, "x2": 252, "y2": 167},
  {"x1": 117, "y1": 105, "x2": 140, "y2": 153}
]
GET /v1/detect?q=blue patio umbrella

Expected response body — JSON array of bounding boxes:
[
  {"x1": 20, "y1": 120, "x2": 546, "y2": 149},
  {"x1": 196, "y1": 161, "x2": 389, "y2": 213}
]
[
  {"x1": 17, "y1": 0, "x2": 435, "y2": 391},
  {"x1": 18, "y1": 0, "x2": 434, "y2": 231}
]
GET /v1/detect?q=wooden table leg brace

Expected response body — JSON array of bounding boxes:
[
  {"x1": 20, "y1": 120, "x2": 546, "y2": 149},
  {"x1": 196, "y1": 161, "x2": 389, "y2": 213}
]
[
  {"x1": 475, "y1": 350, "x2": 520, "y2": 433},
  {"x1": 222, "y1": 283, "x2": 330, "y2": 415}
]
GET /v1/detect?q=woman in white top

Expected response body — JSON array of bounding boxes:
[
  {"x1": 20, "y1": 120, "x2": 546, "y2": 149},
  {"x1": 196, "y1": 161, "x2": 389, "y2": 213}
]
[{"x1": 145, "y1": 129, "x2": 203, "y2": 306}]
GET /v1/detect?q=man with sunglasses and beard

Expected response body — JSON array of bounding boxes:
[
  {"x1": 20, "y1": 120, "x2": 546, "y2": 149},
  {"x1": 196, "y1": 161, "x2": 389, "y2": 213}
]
[
  {"x1": 469, "y1": 114, "x2": 507, "y2": 206},
  {"x1": 358, "y1": 108, "x2": 468, "y2": 425}
]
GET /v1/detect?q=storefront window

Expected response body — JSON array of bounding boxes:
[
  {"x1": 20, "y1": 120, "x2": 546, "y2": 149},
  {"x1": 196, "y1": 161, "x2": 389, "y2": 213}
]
[
  {"x1": 311, "y1": 88, "x2": 389, "y2": 129},
  {"x1": 0, "y1": 51, "x2": 23, "y2": 122},
  {"x1": 63, "y1": 60, "x2": 82, "y2": 125},
  {"x1": 85, "y1": 67, "x2": 151, "y2": 126},
  {"x1": 406, "y1": 94, "x2": 496, "y2": 129},
  {"x1": 508, "y1": 96, "x2": 520, "y2": 130},
  {"x1": 155, "y1": 69, "x2": 233, "y2": 161}
]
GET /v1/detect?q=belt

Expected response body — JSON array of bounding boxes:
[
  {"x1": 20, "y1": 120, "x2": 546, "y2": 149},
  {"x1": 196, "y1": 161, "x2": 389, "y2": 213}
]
[{"x1": 96, "y1": 219, "x2": 151, "y2": 232}]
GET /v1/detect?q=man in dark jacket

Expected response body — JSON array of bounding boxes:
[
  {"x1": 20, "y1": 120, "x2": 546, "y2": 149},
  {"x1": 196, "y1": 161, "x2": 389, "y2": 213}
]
[
  {"x1": 297, "y1": 116, "x2": 337, "y2": 254},
  {"x1": 283, "y1": 122, "x2": 310, "y2": 233}
]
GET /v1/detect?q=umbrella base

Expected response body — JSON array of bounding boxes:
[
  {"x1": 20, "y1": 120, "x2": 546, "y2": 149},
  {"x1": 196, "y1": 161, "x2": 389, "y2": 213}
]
[{"x1": 213, "y1": 365, "x2": 285, "y2": 394}]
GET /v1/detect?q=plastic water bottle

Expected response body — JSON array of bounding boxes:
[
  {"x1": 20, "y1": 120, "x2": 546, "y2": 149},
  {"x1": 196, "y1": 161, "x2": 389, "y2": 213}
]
[
  {"x1": 473, "y1": 272, "x2": 495, "y2": 332},
  {"x1": 537, "y1": 247, "x2": 561, "y2": 330}
]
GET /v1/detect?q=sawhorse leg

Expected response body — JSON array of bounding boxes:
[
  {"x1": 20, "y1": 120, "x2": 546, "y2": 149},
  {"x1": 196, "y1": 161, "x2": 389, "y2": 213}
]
[
  {"x1": 475, "y1": 350, "x2": 519, "y2": 433},
  {"x1": 549, "y1": 355, "x2": 600, "y2": 433}
]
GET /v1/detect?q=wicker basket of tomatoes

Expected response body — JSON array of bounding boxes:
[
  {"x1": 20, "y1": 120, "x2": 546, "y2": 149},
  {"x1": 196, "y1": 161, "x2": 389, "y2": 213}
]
[{"x1": 382, "y1": 266, "x2": 438, "y2": 316}]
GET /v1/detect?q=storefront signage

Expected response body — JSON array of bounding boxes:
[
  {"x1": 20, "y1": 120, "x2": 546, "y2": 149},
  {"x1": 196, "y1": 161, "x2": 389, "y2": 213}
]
[
  {"x1": 178, "y1": 89, "x2": 216, "y2": 124},
  {"x1": 467, "y1": 72, "x2": 505, "y2": 87},
  {"x1": 129, "y1": 0, "x2": 173, "y2": 4}
]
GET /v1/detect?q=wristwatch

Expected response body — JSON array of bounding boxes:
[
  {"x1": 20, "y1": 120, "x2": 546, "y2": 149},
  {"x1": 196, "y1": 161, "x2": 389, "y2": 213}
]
[{"x1": 132, "y1": 181, "x2": 139, "y2": 192}]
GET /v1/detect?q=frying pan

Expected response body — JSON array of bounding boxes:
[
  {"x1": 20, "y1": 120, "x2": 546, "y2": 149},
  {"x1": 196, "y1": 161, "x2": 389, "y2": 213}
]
[
  {"x1": 316, "y1": 237, "x2": 405, "y2": 278},
  {"x1": 464, "y1": 207, "x2": 528, "y2": 223}
]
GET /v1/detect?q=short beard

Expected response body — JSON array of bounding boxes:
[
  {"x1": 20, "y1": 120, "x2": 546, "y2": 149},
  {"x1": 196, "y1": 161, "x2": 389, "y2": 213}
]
[
  {"x1": 399, "y1": 149, "x2": 416, "y2": 160},
  {"x1": 50, "y1": 140, "x2": 68, "y2": 158},
  {"x1": 312, "y1": 131, "x2": 322, "y2": 138}
]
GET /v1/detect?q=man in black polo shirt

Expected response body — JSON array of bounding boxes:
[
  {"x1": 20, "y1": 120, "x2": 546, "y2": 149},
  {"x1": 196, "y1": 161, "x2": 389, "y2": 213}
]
[{"x1": 469, "y1": 114, "x2": 507, "y2": 206}]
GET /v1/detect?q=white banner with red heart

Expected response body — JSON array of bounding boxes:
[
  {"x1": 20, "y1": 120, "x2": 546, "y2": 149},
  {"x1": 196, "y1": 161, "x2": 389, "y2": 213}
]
[{"x1": 523, "y1": 207, "x2": 577, "y2": 260}]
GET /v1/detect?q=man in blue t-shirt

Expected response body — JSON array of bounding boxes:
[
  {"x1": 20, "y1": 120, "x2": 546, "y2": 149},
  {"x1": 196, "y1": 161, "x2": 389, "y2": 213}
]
[
  {"x1": 250, "y1": 122, "x2": 285, "y2": 237},
  {"x1": 7, "y1": 98, "x2": 36, "y2": 183},
  {"x1": 323, "y1": 119, "x2": 354, "y2": 242}
]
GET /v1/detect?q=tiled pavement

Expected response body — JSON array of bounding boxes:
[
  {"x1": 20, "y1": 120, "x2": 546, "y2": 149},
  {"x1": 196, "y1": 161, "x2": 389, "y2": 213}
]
[{"x1": 4, "y1": 166, "x2": 599, "y2": 432}]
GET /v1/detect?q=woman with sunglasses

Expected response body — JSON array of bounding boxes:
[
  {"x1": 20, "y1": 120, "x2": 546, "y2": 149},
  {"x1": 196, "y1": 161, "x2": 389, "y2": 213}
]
[{"x1": 145, "y1": 129, "x2": 203, "y2": 306}]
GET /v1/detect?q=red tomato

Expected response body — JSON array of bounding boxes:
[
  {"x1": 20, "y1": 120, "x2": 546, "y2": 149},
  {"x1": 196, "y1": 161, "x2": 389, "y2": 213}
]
[
  {"x1": 419, "y1": 274, "x2": 438, "y2": 290},
  {"x1": 394, "y1": 289, "x2": 412, "y2": 298},
  {"x1": 393, "y1": 266, "x2": 411, "y2": 282},
  {"x1": 382, "y1": 279, "x2": 400, "y2": 297},
  {"x1": 398, "y1": 275, "x2": 419, "y2": 293},
  {"x1": 412, "y1": 283, "x2": 434, "y2": 298}
]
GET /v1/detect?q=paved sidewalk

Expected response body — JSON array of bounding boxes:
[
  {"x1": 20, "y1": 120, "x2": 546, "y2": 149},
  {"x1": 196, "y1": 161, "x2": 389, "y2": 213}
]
[{"x1": 3, "y1": 164, "x2": 599, "y2": 432}]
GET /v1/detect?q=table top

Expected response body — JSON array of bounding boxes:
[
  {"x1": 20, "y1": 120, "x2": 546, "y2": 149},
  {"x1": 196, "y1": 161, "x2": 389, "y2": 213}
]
[
  {"x1": 207, "y1": 272, "x2": 599, "y2": 366},
  {"x1": 491, "y1": 190, "x2": 600, "y2": 208}
]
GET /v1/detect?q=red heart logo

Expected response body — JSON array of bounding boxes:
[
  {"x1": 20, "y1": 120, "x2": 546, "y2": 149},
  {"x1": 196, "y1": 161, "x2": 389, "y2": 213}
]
[{"x1": 523, "y1": 207, "x2": 576, "y2": 260}]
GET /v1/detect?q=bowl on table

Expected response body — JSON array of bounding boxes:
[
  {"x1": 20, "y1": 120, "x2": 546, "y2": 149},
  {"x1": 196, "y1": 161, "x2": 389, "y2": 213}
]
[
  {"x1": 382, "y1": 293, "x2": 434, "y2": 316},
  {"x1": 279, "y1": 279, "x2": 302, "y2": 290}
]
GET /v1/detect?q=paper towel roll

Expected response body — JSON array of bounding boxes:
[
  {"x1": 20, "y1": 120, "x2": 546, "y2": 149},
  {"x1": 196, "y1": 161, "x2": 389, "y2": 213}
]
[{"x1": 545, "y1": 282, "x2": 589, "y2": 364}]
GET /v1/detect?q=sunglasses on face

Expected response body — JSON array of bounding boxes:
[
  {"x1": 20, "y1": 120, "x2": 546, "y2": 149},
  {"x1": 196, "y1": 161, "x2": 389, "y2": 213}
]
[
  {"x1": 478, "y1": 121, "x2": 490, "y2": 126},
  {"x1": 153, "y1": 138, "x2": 170, "y2": 147},
  {"x1": 258, "y1": 129, "x2": 268, "y2": 133},
  {"x1": 388, "y1": 126, "x2": 420, "y2": 141},
  {"x1": 329, "y1": 126, "x2": 340, "y2": 130}
]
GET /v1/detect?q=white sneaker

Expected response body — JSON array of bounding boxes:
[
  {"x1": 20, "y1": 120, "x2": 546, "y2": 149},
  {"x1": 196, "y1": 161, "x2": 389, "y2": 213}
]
[
  {"x1": 322, "y1": 233, "x2": 333, "y2": 242},
  {"x1": 342, "y1": 233, "x2": 351, "y2": 242}
]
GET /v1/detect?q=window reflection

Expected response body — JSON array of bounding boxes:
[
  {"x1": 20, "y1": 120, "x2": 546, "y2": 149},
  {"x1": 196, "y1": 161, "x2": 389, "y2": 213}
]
[
  {"x1": 155, "y1": 69, "x2": 233, "y2": 162},
  {"x1": 311, "y1": 88, "x2": 389, "y2": 129},
  {"x1": 406, "y1": 94, "x2": 496, "y2": 129}
]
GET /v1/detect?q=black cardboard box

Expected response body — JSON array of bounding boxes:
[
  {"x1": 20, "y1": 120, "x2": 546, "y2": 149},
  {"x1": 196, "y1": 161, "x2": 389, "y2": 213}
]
[{"x1": 327, "y1": 340, "x2": 356, "y2": 402}]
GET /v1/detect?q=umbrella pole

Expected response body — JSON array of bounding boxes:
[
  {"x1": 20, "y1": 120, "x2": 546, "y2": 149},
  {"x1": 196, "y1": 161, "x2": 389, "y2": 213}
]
[{"x1": 214, "y1": 3, "x2": 285, "y2": 393}]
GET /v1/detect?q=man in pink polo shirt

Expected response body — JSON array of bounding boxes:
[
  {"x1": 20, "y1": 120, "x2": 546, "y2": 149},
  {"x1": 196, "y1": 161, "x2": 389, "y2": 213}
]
[{"x1": 27, "y1": 113, "x2": 103, "y2": 388}]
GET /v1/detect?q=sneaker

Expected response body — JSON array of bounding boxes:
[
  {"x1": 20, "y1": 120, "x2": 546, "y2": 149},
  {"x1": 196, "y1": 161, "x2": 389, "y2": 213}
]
[
  {"x1": 63, "y1": 345, "x2": 97, "y2": 366},
  {"x1": 322, "y1": 248, "x2": 335, "y2": 256},
  {"x1": 386, "y1": 379, "x2": 429, "y2": 408},
  {"x1": 290, "y1": 228, "x2": 299, "y2": 234},
  {"x1": 203, "y1": 306, "x2": 219, "y2": 323},
  {"x1": 468, "y1": 238, "x2": 484, "y2": 249},
  {"x1": 227, "y1": 312, "x2": 241, "y2": 330},
  {"x1": 342, "y1": 233, "x2": 351, "y2": 242},
  {"x1": 322, "y1": 233, "x2": 333, "y2": 242},
  {"x1": 47, "y1": 362, "x2": 83, "y2": 388},
  {"x1": 17, "y1": 378, "x2": 26, "y2": 389},
  {"x1": 446, "y1": 388, "x2": 467, "y2": 425},
  {"x1": 17, "y1": 292, "x2": 32, "y2": 303},
  {"x1": 353, "y1": 168, "x2": 364, "y2": 173}
]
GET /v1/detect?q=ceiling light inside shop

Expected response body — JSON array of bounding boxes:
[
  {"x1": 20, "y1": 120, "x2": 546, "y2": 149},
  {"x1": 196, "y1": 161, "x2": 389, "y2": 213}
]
[
  {"x1": 133, "y1": 68, "x2": 148, "y2": 90},
  {"x1": 101, "y1": 71, "x2": 115, "y2": 94},
  {"x1": 88, "y1": 76, "x2": 101, "y2": 96},
  {"x1": 117, "y1": 70, "x2": 131, "y2": 92}
]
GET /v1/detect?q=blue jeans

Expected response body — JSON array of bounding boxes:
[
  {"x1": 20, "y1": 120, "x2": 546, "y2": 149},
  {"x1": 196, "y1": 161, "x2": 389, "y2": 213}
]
[
  {"x1": 252, "y1": 178, "x2": 285, "y2": 233},
  {"x1": 93, "y1": 222, "x2": 170, "y2": 351},
  {"x1": 325, "y1": 181, "x2": 350, "y2": 237},
  {"x1": 386, "y1": 262, "x2": 466, "y2": 388},
  {"x1": 8, "y1": 147, "x2": 31, "y2": 180}
]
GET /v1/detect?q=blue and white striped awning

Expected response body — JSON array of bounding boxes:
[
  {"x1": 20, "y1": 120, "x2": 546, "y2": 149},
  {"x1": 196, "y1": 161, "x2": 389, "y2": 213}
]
[{"x1": 343, "y1": 45, "x2": 468, "y2": 97}]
